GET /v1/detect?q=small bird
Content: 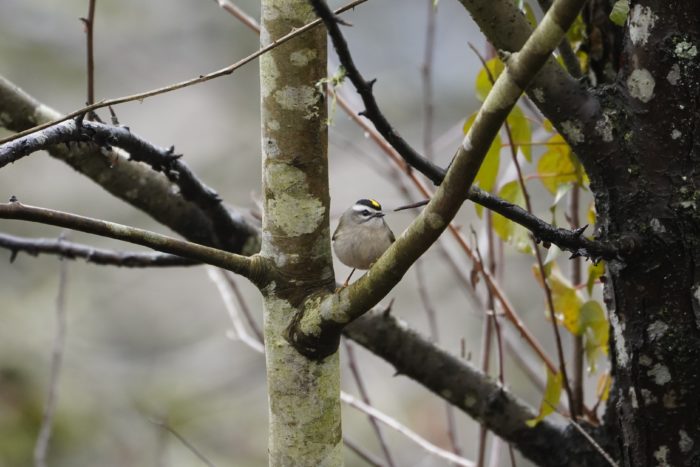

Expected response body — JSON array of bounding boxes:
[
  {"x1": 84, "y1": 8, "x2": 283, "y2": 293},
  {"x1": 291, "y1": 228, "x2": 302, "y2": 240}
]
[{"x1": 332, "y1": 199, "x2": 395, "y2": 286}]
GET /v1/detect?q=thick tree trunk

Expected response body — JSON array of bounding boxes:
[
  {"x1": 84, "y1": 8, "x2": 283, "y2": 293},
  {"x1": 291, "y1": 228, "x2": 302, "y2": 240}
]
[
  {"x1": 594, "y1": 1, "x2": 700, "y2": 465},
  {"x1": 259, "y1": 1, "x2": 341, "y2": 465}
]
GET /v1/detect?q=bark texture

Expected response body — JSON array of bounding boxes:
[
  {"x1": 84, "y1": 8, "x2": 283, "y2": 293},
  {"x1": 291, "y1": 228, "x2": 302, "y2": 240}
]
[
  {"x1": 582, "y1": 1, "x2": 700, "y2": 465},
  {"x1": 259, "y1": 1, "x2": 341, "y2": 465}
]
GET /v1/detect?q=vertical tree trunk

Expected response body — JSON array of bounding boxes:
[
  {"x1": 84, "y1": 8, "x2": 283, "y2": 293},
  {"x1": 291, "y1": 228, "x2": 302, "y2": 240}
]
[
  {"x1": 597, "y1": 1, "x2": 700, "y2": 465},
  {"x1": 259, "y1": 1, "x2": 341, "y2": 465}
]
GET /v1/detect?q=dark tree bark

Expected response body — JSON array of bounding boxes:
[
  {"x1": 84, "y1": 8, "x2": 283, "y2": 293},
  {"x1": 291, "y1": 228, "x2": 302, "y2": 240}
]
[{"x1": 580, "y1": 1, "x2": 700, "y2": 465}]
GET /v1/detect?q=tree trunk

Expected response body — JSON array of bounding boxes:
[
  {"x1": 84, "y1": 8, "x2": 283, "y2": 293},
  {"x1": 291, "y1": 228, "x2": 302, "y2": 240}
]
[
  {"x1": 259, "y1": 1, "x2": 341, "y2": 465},
  {"x1": 595, "y1": 1, "x2": 700, "y2": 464}
]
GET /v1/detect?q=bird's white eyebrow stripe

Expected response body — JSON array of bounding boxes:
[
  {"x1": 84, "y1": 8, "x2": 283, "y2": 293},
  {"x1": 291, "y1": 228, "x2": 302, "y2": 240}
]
[{"x1": 353, "y1": 205, "x2": 376, "y2": 212}]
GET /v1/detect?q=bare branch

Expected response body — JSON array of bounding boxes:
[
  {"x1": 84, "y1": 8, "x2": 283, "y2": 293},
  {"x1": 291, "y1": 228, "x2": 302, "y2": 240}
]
[
  {"x1": 344, "y1": 310, "x2": 607, "y2": 465},
  {"x1": 0, "y1": 118, "x2": 245, "y2": 250},
  {"x1": 207, "y1": 267, "x2": 265, "y2": 353},
  {"x1": 0, "y1": 76, "x2": 259, "y2": 254},
  {"x1": 0, "y1": 232, "x2": 196, "y2": 267},
  {"x1": 341, "y1": 392, "x2": 475, "y2": 467},
  {"x1": 212, "y1": 0, "x2": 260, "y2": 33},
  {"x1": 0, "y1": 200, "x2": 262, "y2": 281},
  {"x1": 295, "y1": 0, "x2": 594, "y2": 355},
  {"x1": 81, "y1": 0, "x2": 98, "y2": 118},
  {"x1": 33, "y1": 253, "x2": 68, "y2": 467},
  {"x1": 309, "y1": 0, "x2": 446, "y2": 185}
]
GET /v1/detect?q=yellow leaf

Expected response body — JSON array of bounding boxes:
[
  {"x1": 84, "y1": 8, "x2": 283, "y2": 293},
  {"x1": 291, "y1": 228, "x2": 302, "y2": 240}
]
[
  {"x1": 587, "y1": 201, "x2": 597, "y2": 226},
  {"x1": 596, "y1": 373, "x2": 612, "y2": 402},
  {"x1": 475, "y1": 58, "x2": 504, "y2": 102},
  {"x1": 493, "y1": 181, "x2": 532, "y2": 253},
  {"x1": 580, "y1": 300, "x2": 609, "y2": 372},
  {"x1": 507, "y1": 106, "x2": 532, "y2": 162},
  {"x1": 532, "y1": 264, "x2": 584, "y2": 334},
  {"x1": 522, "y1": 3, "x2": 537, "y2": 29},
  {"x1": 526, "y1": 369, "x2": 562, "y2": 427},
  {"x1": 586, "y1": 261, "x2": 605, "y2": 296},
  {"x1": 537, "y1": 134, "x2": 586, "y2": 194}
]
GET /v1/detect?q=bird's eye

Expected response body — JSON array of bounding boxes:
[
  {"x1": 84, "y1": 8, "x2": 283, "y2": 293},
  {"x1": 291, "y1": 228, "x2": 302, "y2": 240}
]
[{"x1": 362, "y1": 210, "x2": 371, "y2": 216}]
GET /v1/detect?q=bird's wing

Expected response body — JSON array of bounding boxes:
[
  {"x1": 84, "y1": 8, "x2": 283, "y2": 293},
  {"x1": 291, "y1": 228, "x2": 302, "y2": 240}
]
[{"x1": 332, "y1": 218, "x2": 343, "y2": 241}]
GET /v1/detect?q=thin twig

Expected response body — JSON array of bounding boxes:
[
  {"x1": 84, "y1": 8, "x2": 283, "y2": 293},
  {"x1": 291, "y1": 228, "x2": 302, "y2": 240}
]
[
  {"x1": 415, "y1": 260, "x2": 463, "y2": 458},
  {"x1": 80, "y1": 0, "x2": 98, "y2": 120},
  {"x1": 421, "y1": 0, "x2": 437, "y2": 161},
  {"x1": 207, "y1": 267, "x2": 264, "y2": 353},
  {"x1": 344, "y1": 341, "x2": 396, "y2": 467},
  {"x1": 211, "y1": 0, "x2": 260, "y2": 33},
  {"x1": 0, "y1": 0, "x2": 369, "y2": 146},
  {"x1": 0, "y1": 232, "x2": 197, "y2": 267},
  {"x1": 0, "y1": 200, "x2": 254, "y2": 276},
  {"x1": 543, "y1": 401, "x2": 619, "y2": 467},
  {"x1": 221, "y1": 271, "x2": 263, "y2": 342},
  {"x1": 534, "y1": 241, "x2": 576, "y2": 414},
  {"x1": 343, "y1": 436, "x2": 385, "y2": 467},
  {"x1": 308, "y1": 0, "x2": 446, "y2": 184},
  {"x1": 340, "y1": 393, "x2": 475, "y2": 467},
  {"x1": 472, "y1": 41, "x2": 577, "y2": 412},
  {"x1": 33, "y1": 249, "x2": 69, "y2": 467},
  {"x1": 149, "y1": 417, "x2": 217, "y2": 467}
]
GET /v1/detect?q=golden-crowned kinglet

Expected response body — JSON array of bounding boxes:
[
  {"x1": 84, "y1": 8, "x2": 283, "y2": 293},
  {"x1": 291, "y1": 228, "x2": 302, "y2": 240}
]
[{"x1": 333, "y1": 199, "x2": 395, "y2": 285}]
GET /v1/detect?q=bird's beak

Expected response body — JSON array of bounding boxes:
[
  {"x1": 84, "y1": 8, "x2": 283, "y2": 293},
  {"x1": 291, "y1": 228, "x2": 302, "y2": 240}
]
[{"x1": 372, "y1": 211, "x2": 385, "y2": 218}]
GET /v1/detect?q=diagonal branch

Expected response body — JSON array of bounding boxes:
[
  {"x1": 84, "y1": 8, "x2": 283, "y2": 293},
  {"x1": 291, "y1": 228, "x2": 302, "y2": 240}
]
[
  {"x1": 304, "y1": 1, "x2": 615, "y2": 261},
  {"x1": 0, "y1": 76, "x2": 259, "y2": 254},
  {"x1": 0, "y1": 117, "x2": 244, "y2": 250},
  {"x1": 0, "y1": 200, "x2": 264, "y2": 282},
  {"x1": 310, "y1": 1, "x2": 446, "y2": 185},
  {"x1": 290, "y1": 0, "x2": 595, "y2": 358},
  {"x1": 0, "y1": 232, "x2": 197, "y2": 267},
  {"x1": 344, "y1": 310, "x2": 611, "y2": 466}
]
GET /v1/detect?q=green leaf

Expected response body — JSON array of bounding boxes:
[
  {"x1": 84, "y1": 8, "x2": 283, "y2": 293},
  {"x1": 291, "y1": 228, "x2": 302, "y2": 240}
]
[
  {"x1": 526, "y1": 369, "x2": 562, "y2": 427},
  {"x1": 586, "y1": 261, "x2": 605, "y2": 296},
  {"x1": 609, "y1": 0, "x2": 630, "y2": 26},
  {"x1": 580, "y1": 300, "x2": 609, "y2": 372},
  {"x1": 475, "y1": 58, "x2": 504, "y2": 101},
  {"x1": 507, "y1": 106, "x2": 532, "y2": 162},
  {"x1": 492, "y1": 181, "x2": 533, "y2": 253}
]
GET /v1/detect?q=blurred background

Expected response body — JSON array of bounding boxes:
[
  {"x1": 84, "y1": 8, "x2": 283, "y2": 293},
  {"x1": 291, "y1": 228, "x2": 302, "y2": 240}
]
[{"x1": 0, "y1": 1, "x2": 602, "y2": 466}]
